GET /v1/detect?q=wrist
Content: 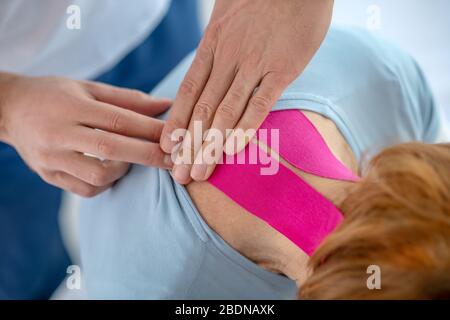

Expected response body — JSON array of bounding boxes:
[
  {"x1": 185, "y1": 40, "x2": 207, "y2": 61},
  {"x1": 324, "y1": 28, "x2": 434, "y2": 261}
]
[
  {"x1": 209, "y1": 0, "x2": 240, "y2": 21},
  {"x1": 0, "y1": 72, "x2": 21, "y2": 144}
]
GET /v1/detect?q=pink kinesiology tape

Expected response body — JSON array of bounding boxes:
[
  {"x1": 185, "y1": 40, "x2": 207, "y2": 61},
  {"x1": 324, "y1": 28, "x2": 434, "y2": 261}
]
[
  {"x1": 208, "y1": 110, "x2": 358, "y2": 255},
  {"x1": 258, "y1": 110, "x2": 359, "y2": 182}
]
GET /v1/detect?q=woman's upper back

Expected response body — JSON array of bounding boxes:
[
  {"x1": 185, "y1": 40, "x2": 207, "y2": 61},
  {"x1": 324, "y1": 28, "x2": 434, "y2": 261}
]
[
  {"x1": 79, "y1": 27, "x2": 440, "y2": 299},
  {"x1": 186, "y1": 109, "x2": 358, "y2": 284}
]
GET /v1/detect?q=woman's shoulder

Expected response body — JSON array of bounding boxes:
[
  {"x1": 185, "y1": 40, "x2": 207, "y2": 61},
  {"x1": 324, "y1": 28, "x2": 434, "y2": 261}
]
[
  {"x1": 79, "y1": 166, "x2": 207, "y2": 298},
  {"x1": 275, "y1": 27, "x2": 440, "y2": 159}
]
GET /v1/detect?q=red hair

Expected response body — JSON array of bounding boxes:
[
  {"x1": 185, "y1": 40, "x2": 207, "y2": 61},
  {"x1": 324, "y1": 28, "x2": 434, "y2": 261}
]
[{"x1": 299, "y1": 143, "x2": 450, "y2": 299}]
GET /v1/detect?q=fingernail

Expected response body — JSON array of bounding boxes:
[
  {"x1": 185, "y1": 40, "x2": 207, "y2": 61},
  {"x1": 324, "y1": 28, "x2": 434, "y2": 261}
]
[
  {"x1": 164, "y1": 133, "x2": 174, "y2": 144},
  {"x1": 172, "y1": 165, "x2": 191, "y2": 184},
  {"x1": 235, "y1": 136, "x2": 247, "y2": 154},
  {"x1": 191, "y1": 163, "x2": 207, "y2": 181}
]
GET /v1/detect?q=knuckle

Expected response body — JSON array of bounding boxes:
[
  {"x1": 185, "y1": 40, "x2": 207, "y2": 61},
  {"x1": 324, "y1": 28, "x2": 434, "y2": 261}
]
[
  {"x1": 95, "y1": 138, "x2": 114, "y2": 158},
  {"x1": 36, "y1": 149, "x2": 52, "y2": 165},
  {"x1": 48, "y1": 171, "x2": 68, "y2": 189},
  {"x1": 250, "y1": 95, "x2": 272, "y2": 114},
  {"x1": 108, "y1": 111, "x2": 125, "y2": 132},
  {"x1": 147, "y1": 126, "x2": 161, "y2": 143},
  {"x1": 143, "y1": 147, "x2": 159, "y2": 165},
  {"x1": 246, "y1": 50, "x2": 264, "y2": 69},
  {"x1": 216, "y1": 103, "x2": 237, "y2": 121},
  {"x1": 109, "y1": 86, "x2": 122, "y2": 96},
  {"x1": 205, "y1": 21, "x2": 221, "y2": 40},
  {"x1": 179, "y1": 78, "x2": 199, "y2": 97},
  {"x1": 128, "y1": 89, "x2": 147, "y2": 101},
  {"x1": 81, "y1": 80, "x2": 95, "y2": 91},
  {"x1": 202, "y1": 27, "x2": 217, "y2": 46},
  {"x1": 52, "y1": 171, "x2": 65, "y2": 182},
  {"x1": 228, "y1": 88, "x2": 245, "y2": 104},
  {"x1": 89, "y1": 167, "x2": 109, "y2": 186},
  {"x1": 167, "y1": 117, "x2": 185, "y2": 132},
  {"x1": 37, "y1": 128, "x2": 55, "y2": 147},
  {"x1": 79, "y1": 185, "x2": 98, "y2": 198},
  {"x1": 40, "y1": 170, "x2": 55, "y2": 185},
  {"x1": 194, "y1": 45, "x2": 213, "y2": 66},
  {"x1": 193, "y1": 101, "x2": 214, "y2": 120}
]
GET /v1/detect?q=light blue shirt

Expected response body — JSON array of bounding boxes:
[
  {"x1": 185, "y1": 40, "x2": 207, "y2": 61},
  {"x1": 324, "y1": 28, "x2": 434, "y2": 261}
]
[{"x1": 79, "y1": 27, "x2": 440, "y2": 299}]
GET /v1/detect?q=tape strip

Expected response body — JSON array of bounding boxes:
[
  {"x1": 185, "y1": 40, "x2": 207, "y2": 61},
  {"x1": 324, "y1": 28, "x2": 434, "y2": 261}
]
[
  {"x1": 258, "y1": 110, "x2": 359, "y2": 182},
  {"x1": 208, "y1": 144, "x2": 343, "y2": 256},
  {"x1": 208, "y1": 109, "x2": 356, "y2": 255}
]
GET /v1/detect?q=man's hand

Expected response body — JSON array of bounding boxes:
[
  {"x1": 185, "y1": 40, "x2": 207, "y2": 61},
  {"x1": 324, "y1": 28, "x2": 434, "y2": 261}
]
[
  {"x1": 160, "y1": 0, "x2": 334, "y2": 184},
  {"x1": 0, "y1": 74, "x2": 172, "y2": 197}
]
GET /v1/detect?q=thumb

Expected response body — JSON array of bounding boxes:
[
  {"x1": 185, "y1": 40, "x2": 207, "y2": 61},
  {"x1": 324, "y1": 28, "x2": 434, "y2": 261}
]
[{"x1": 83, "y1": 80, "x2": 172, "y2": 116}]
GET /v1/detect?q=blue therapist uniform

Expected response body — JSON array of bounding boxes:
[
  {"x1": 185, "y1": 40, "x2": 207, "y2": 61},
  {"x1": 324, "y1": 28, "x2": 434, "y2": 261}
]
[{"x1": 0, "y1": 0, "x2": 201, "y2": 299}]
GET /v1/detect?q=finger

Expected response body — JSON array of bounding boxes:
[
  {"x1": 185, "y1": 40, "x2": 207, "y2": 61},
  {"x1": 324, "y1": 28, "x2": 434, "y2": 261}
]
[
  {"x1": 41, "y1": 170, "x2": 108, "y2": 198},
  {"x1": 46, "y1": 151, "x2": 130, "y2": 187},
  {"x1": 69, "y1": 127, "x2": 173, "y2": 169},
  {"x1": 172, "y1": 62, "x2": 236, "y2": 184},
  {"x1": 225, "y1": 73, "x2": 288, "y2": 155},
  {"x1": 83, "y1": 80, "x2": 172, "y2": 116},
  {"x1": 79, "y1": 100, "x2": 165, "y2": 142},
  {"x1": 190, "y1": 129, "x2": 224, "y2": 182},
  {"x1": 160, "y1": 46, "x2": 214, "y2": 153},
  {"x1": 190, "y1": 70, "x2": 260, "y2": 181}
]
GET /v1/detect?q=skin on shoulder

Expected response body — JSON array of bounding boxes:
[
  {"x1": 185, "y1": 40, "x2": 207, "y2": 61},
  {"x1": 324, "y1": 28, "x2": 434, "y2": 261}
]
[{"x1": 186, "y1": 110, "x2": 358, "y2": 286}]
